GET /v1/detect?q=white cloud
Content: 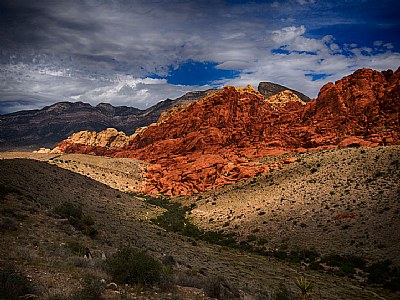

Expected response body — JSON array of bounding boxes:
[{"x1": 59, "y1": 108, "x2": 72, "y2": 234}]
[
  {"x1": 0, "y1": 62, "x2": 207, "y2": 111},
  {"x1": 384, "y1": 43, "x2": 394, "y2": 49},
  {"x1": 223, "y1": 24, "x2": 400, "y2": 99},
  {"x1": 272, "y1": 25, "x2": 306, "y2": 44}
]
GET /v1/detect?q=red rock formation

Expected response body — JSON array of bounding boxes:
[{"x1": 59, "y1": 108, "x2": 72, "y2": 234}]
[
  {"x1": 54, "y1": 67, "x2": 400, "y2": 196},
  {"x1": 302, "y1": 67, "x2": 400, "y2": 147}
]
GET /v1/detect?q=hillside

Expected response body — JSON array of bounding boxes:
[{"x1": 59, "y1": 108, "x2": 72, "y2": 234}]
[
  {"x1": 54, "y1": 67, "x2": 400, "y2": 196},
  {"x1": 1, "y1": 155, "x2": 399, "y2": 299},
  {"x1": 182, "y1": 146, "x2": 400, "y2": 265}
]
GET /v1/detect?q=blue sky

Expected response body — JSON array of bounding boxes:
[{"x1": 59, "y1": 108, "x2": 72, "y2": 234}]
[{"x1": 0, "y1": 0, "x2": 399, "y2": 114}]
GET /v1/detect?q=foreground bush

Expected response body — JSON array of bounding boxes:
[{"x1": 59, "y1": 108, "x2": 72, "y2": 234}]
[
  {"x1": 54, "y1": 202, "x2": 97, "y2": 238},
  {"x1": 0, "y1": 265, "x2": 34, "y2": 300},
  {"x1": 106, "y1": 247, "x2": 161, "y2": 285},
  {"x1": 48, "y1": 275, "x2": 105, "y2": 300}
]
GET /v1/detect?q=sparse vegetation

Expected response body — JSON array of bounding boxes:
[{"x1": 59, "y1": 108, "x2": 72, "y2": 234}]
[
  {"x1": 48, "y1": 275, "x2": 105, "y2": 300},
  {"x1": 106, "y1": 247, "x2": 162, "y2": 286},
  {"x1": 0, "y1": 265, "x2": 35, "y2": 300},
  {"x1": 294, "y1": 276, "x2": 313, "y2": 300},
  {"x1": 66, "y1": 240, "x2": 86, "y2": 256},
  {"x1": 1, "y1": 146, "x2": 399, "y2": 299},
  {"x1": 54, "y1": 202, "x2": 98, "y2": 237},
  {"x1": 144, "y1": 195, "x2": 237, "y2": 247}
]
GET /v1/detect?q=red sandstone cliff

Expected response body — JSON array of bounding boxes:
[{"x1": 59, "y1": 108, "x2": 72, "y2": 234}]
[{"x1": 54, "y1": 67, "x2": 400, "y2": 196}]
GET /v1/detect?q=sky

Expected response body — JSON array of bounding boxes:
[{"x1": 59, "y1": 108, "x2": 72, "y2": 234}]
[{"x1": 0, "y1": 0, "x2": 399, "y2": 114}]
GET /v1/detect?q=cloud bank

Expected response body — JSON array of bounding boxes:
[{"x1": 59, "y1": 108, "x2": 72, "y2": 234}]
[{"x1": 0, "y1": 0, "x2": 399, "y2": 113}]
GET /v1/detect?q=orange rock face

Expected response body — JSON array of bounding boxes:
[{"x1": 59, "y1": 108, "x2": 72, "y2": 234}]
[{"x1": 55, "y1": 68, "x2": 400, "y2": 196}]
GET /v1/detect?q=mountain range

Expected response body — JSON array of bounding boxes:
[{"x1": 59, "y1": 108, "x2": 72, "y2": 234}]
[{"x1": 0, "y1": 83, "x2": 305, "y2": 151}]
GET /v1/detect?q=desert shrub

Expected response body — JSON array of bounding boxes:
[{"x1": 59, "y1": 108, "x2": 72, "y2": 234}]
[
  {"x1": 66, "y1": 240, "x2": 86, "y2": 256},
  {"x1": 0, "y1": 265, "x2": 34, "y2": 300},
  {"x1": 72, "y1": 275, "x2": 105, "y2": 300},
  {"x1": 54, "y1": 202, "x2": 97, "y2": 238},
  {"x1": 247, "y1": 234, "x2": 257, "y2": 242},
  {"x1": 367, "y1": 260, "x2": 391, "y2": 285},
  {"x1": 48, "y1": 275, "x2": 105, "y2": 300},
  {"x1": 294, "y1": 276, "x2": 313, "y2": 300},
  {"x1": 106, "y1": 247, "x2": 161, "y2": 285},
  {"x1": 159, "y1": 264, "x2": 175, "y2": 291},
  {"x1": 54, "y1": 202, "x2": 82, "y2": 220},
  {"x1": 365, "y1": 260, "x2": 400, "y2": 291},
  {"x1": 0, "y1": 208, "x2": 26, "y2": 220},
  {"x1": 147, "y1": 197, "x2": 237, "y2": 247},
  {"x1": 384, "y1": 267, "x2": 400, "y2": 292},
  {"x1": 82, "y1": 224, "x2": 98, "y2": 238},
  {"x1": 321, "y1": 254, "x2": 366, "y2": 276}
]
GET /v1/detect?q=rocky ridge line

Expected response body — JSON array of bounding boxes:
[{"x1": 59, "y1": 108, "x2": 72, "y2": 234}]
[{"x1": 53, "y1": 67, "x2": 400, "y2": 196}]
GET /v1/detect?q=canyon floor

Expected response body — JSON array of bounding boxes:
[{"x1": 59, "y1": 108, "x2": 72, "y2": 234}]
[{"x1": 0, "y1": 146, "x2": 399, "y2": 299}]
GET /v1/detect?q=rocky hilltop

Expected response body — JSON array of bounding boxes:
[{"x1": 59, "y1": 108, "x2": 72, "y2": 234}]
[{"x1": 54, "y1": 67, "x2": 400, "y2": 196}]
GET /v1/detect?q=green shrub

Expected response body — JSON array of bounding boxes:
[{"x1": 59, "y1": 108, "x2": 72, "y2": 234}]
[
  {"x1": 0, "y1": 265, "x2": 34, "y2": 300},
  {"x1": 66, "y1": 240, "x2": 86, "y2": 256},
  {"x1": 294, "y1": 276, "x2": 313, "y2": 300},
  {"x1": 148, "y1": 197, "x2": 237, "y2": 246},
  {"x1": 54, "y1": 202, "x2": 97, "y2": 238},
  {"x1": 106, "y1": 247, "x2": 161, "y2": 285},
  {"x1": 83, "y1": 215, "x2": 95, "y2": 226},
  {"x1": 72, "y1": 275, "x2": 105, "y2": 300},
  {"x1": 54, "y1": 202, "x2": 82, "y2": 220},
  {"x1": 321, "y1": 254, "x2": 366, "y2": 276}
]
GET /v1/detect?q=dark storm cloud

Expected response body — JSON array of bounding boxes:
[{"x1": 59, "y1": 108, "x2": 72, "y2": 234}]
[{"x1": 0, "y1": 0, "x2": 399, "y2": 113}]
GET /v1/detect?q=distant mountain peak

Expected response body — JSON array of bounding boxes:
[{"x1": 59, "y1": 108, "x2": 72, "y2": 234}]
[{"x1": 258, "y1": 81, "x2": 311, "y2": 102}]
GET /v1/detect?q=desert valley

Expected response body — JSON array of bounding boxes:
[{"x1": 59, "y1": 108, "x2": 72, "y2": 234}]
[{"x1": 1, "y1": 67, "x2": 400, "y2": 300}]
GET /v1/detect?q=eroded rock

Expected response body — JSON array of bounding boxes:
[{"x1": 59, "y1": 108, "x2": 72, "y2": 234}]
[{"x1": 53, "y1": 68, "x2": 400, "y2": 195}]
